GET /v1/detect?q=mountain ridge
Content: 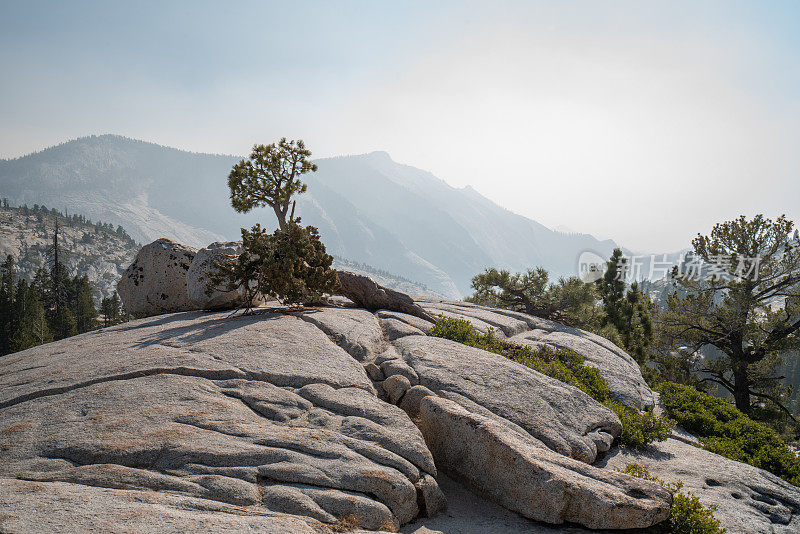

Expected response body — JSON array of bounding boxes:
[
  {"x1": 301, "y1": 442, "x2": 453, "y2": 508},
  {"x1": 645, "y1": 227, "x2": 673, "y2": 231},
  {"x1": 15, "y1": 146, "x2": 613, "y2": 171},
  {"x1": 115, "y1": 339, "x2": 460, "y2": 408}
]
[{"x1": 0, "y1": 134, "x2": 626, "y2": 297}]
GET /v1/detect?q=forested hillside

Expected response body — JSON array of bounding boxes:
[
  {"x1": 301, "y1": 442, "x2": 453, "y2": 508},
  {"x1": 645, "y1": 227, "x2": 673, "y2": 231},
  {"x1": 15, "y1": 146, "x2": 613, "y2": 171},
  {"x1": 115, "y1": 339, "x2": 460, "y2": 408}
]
[{"x1": 0, "y1": 201, "x2": 139, "y2": 300}]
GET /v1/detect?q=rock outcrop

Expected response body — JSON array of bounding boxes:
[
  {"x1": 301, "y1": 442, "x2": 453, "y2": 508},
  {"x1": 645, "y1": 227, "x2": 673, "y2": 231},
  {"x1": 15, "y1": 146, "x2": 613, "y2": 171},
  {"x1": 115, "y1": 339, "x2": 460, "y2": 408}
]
[
  {"x1": 117, "y1": 238, "x2": 197, "y2": 318},
  {"x1": 415, "y1": 298, "x2": 655, "y2": 409},
  {"x1": 2, "y1": 290, "x2": 797, "y2": 533},
  {"x1": 418, "y1": 396, "x2": 671, "y2": 529},
  {"x1": 601, "y1": 437, "x2": 800, "y2": 533},
  {"x1": 389, "y1": 335, "x2": 620, "y2": 463},
  {"x1": 0, "y1": 311, "x2": 437, "y2": 532}
]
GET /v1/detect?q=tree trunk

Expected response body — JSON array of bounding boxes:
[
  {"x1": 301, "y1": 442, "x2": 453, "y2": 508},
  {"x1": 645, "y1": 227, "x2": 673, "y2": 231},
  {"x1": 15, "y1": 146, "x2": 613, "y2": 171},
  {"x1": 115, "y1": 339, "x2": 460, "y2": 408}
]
[
  {"x1": 733, "y1": 366, "x2": 751, "y2": 414},
  {"x1": 273, "y1": 205, "x2": 286, "y2": 231}
]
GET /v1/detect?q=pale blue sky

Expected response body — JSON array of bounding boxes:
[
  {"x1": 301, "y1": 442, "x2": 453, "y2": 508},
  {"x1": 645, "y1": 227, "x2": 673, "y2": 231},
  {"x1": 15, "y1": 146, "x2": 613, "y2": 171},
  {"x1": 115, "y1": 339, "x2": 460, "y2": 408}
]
[{"x1": 1, "y1": 1, "x2": 799, "y2": 251}]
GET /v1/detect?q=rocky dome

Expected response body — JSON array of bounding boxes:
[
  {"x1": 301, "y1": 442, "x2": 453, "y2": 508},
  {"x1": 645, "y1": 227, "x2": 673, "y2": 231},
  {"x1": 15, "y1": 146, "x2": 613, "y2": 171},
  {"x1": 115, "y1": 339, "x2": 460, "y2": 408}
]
[{"x1": 1, "y1": 294, "x2": 799, "y2": 532}]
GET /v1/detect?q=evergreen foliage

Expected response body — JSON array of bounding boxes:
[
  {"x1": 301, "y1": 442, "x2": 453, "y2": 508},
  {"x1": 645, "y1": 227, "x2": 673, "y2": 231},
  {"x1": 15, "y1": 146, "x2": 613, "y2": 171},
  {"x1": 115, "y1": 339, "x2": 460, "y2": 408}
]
[
  {"x1": 0, "y1": 255, "x2": 16, "y2": 354},
  {"x1": 227, "y1": 139, "x2": 316, "y2": 230},
  {"x1": 211, "y1": 138, "x2": 339, "y2": 308},
  {"x1": 0, "y1": 253, "x2": 112, "y2": 356},
  {"x1": 208, "y1": 222, "x2": 339, "y2": 306},
  {"x1": 100, "y1": 292, "x2": 126, "y2": 327},
  {"x1": 596, "y1": 248, "x2": 654, "y2": 364},
  {"x1": 661, "y1": 215, "x2": 800, "y2": 419},
  {"x1": 468, "y1": 267, "x2": 598, "y2": 328},
  {"x1": 659, "y1": 382, "x2": 800, "y2": 486},
  {"x1": 10, "y1": 278, "x2": 52, "y2": 352},
  {"x1": 429, "y1": 316, "x2": 609, "y2": 401},
  {"x1": 608, "y1": 402, "x2": 674, "y2": 449}
]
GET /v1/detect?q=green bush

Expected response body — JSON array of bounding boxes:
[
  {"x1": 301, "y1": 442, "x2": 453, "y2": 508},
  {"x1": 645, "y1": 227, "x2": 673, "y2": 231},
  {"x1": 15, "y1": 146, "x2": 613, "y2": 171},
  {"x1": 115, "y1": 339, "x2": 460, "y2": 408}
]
[
  {"x1": 208, "y1": 222, "x2": 339, "y2": 307},
  {"x1": 429, "y1": 317, "x2": 609, "y2": 402},
  {"x1": 618, "y1": 463, "x2": 726, "y2": 534},
  {"x1": 670, "y1": 493, "x2": 726, "y2": 534},
  {"x1": 430, "y1": 316, "x2": 675, "y2": 449},
  {"x1": 429, "y1": 316, "x2": 481, "y2": 345},
  {"x1": 659, "y1": 382, "x2": 800, "y2": 486},
  {"x1": 609, "y1": 402, "x2": 675, "y2": 450},
  {"x1": 514, "y1": 344, "x2": 611, "y2": 403}
]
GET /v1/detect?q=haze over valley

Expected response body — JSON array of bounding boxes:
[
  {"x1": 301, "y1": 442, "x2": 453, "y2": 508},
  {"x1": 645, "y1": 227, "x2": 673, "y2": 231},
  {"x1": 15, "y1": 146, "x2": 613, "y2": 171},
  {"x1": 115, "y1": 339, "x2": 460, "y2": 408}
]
[{"x1": 2, "y1": 3, "x2": 800, "y2": 533}]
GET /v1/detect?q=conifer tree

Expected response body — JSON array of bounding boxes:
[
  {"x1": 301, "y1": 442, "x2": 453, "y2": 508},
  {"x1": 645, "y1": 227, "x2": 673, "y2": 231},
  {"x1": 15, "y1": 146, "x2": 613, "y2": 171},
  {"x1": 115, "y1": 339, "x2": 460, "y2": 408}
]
[
  {"x1": 596, "y1": 249, "x2": 654, "y2": 364},
  {"x1": 100, "y1": 292, "x2": 123, "y2": 327},
  {"x1": 228, "y1": 138, "x2": 317, "y2": 230},
  {"x1": 69, "y1": 275, "x2": 98, "y2": 333},
  {"x1": 10, "y1": 279, "x2": 52, "y2": 352},
  {"x1": 0, "y1": 255, "x2": 17, "y2": 354},
  {"x1": 664, "y1": 215, "x2": 800, "y2": 418},
  {"x1": 46, "y1": 221, "x2": 77, "y2": 340},
  {"x1": 468, "y1": 267, "x2": 598, "y2": 328},
  {"x1": 211, "y1": 138, "x2": 339, "y2": 307}
]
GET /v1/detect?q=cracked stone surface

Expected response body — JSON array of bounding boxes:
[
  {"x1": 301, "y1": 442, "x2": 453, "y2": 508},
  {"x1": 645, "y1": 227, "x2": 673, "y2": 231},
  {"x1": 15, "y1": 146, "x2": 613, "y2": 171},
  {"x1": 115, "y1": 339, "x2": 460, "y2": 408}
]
[
  {"x1": 416, "y1": 299, "x2": 655, "y2": 409},
  {"x1": 600, "y1": 438, "x2": 800, "y2": 533},
  {"x1": 3, "y1": 298, "x2": 793, "y2": 532},
  {"x1": 0, "y1": 478, "x2": 334, "y2": 533},
  {"x1": 418, "y1": 396, "x2": 671, "y2": 529},
  {"x1": 0, "y1": 310, "x2": 433, "y2": 532},
  {"x1": 293, "y1": 307, "x2": 387, "y2": 363},
  {"x1": 0, "y1": 311, "x2": 375, "y2": 410},
  {"x1": 389, "y1": 335, "x2": 620, "y2": 464}
]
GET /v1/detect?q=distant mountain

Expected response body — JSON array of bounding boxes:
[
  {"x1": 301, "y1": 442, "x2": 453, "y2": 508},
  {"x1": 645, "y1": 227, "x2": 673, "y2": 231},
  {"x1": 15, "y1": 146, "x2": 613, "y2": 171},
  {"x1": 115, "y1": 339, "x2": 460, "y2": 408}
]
[
  {"x1": 0, "y1": 136, "x2": 233, "y2": 248},
  {"x1": 0, "y1": 135, "x2": 625, "y2": 297}
]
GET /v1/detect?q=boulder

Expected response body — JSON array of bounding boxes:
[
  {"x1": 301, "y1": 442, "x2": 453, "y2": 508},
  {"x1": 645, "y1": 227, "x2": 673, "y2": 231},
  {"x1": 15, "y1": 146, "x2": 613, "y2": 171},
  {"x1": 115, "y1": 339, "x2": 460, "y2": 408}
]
[
  {"x1": 398, "y1": 385, "x2": 436, "y2": 419},
  {"x1": 383, "y1": 374, "x2": 412, "y2": 404},
  {"x1": 116, "y1": 238, "x2": 197, "y2": 318},
  {"x1": 415, "y1": 474, "x2": 447, "y2": 518},
  {"x1": 337, "y1": 271, "x2": 436, "y2": 323},
  {"x1": 5, "y1": 285, "x2": 792, "y2": 533},
  {"x1": 418, "y1": 396, "x2": 672, "y2": 529},
  {"x1": 364, "y1": 362, "x2": 385, "y2": 382},
  {"x1": 186, "y1": 241, "x2": 256, "y2": 310}
]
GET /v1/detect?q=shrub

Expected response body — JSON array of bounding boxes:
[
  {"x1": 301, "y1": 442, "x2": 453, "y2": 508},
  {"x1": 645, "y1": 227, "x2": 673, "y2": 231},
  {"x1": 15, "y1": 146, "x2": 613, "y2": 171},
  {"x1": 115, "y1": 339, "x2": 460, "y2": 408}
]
[
  {"x1": 659, "y1": 382, "x2": 800, "y2": 486},
  {"x1": 609, "y1": 402, "x2": 675, "y2": 450},
  {"x1": 670, "y1": 493, "x2": 726, "y2": 534},
  {"x1": 429, "y1": 317, "x2": 609, "y2": 402},
  {"x1": 429, "y1": 316, "x2": 675, "y2": 449},
  {"x1": 515, "y1": 344, "x2": 611, "y2": 403},
  {"x1": 618, "y1": 463, "x2": 726, "y2": 534},
  {"x1": 429, "y1": 316, "x2": 481, "y2": 345},
  {"x1": 208, "y1": 222, "x2": 339, "y2": 307}
]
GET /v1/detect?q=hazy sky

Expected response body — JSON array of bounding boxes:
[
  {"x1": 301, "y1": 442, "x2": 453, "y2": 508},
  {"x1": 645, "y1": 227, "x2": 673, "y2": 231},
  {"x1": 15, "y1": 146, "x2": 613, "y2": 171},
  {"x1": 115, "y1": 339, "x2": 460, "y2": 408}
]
[{"x1": 1, "y1": 1, "x2": 798, "y2": 252}]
